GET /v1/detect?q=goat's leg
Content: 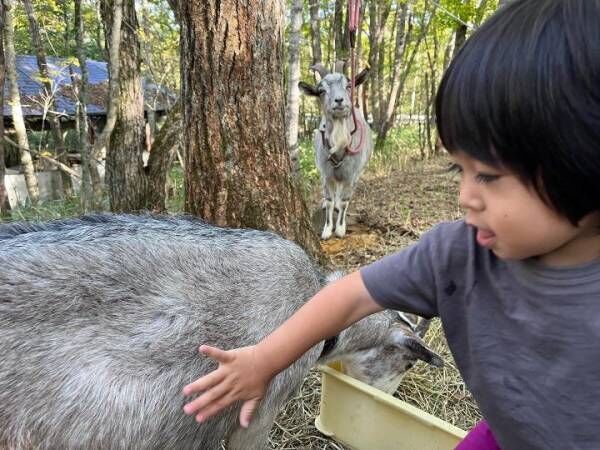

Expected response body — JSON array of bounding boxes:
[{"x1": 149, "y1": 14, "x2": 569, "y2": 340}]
[
  {"x1": 334, "y1": 183, "x2": 352, "y2": 238},
  {"x1": 321, "y1": 182, "x2": 335, "y2": 240}
]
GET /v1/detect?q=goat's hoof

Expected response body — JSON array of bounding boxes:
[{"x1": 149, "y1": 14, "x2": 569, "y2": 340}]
[
  {"x1": 321, "y1": 228, "x2": 333, "y2": 240},
  {"x1": 334, "y1": 228, "x2": 347, "y2": 238}
]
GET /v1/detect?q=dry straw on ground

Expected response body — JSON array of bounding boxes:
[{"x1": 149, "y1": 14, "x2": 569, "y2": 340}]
[{"x1": 268, "y1": 156, "x2": 481, "y2": 449}]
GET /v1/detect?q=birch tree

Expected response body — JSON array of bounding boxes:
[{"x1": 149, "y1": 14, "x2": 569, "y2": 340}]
[
  {"x1": 22, "y1": 0, "x2": 73, "y2": 197},
  {"x1": 74, "y1": 0, "x2": 93, "y2": 210},
  {"x1": 285, "y1": 0, "x2": 302, "y2": 176},
  {"x1": 2, "y1": 0, "x2": 38, "y2": 204}
]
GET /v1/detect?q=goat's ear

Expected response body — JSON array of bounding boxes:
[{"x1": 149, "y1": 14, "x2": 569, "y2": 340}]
[
  {"x1": 390, "y1": 329, "x2": 444, "y2": 368},
  {"x1": 354, "y1": 68, "x2": 370, "y2": 86},
  {"x1": 298, "y1": 81, "x2": 320, "y2": 97}
]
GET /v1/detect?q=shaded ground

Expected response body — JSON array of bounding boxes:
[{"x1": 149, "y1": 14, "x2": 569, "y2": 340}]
[{"x1": 269, "y1": 156, "x2": 481, "y2": 449}]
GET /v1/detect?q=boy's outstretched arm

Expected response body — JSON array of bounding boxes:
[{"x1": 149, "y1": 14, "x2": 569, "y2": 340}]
[{"x1": 182, "y1": 270, "x2": 383, "y2": 427}]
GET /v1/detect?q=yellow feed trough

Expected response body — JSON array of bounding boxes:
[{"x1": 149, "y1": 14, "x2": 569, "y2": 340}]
[{"x1": 316, "y1": 363, "x2": 467, "y2": 450}]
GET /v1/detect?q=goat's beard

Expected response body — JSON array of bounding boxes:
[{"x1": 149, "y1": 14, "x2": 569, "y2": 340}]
[{"x1": 328, "y1": 117, "x2": 351, "y2": 155}]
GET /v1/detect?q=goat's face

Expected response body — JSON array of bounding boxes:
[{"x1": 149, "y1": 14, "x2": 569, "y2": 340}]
[
  {"x1": 319, "y1": 310, "x2": 443, "y2": 394},
  {"x1": 299, "y1": 68, "x2": 369, "y2": 120}
]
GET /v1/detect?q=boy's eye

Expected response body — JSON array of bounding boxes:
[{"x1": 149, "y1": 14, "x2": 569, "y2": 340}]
[
  {"x1": 447, "y1": 163, "x2": 463, "y2": 174},
  {"x1": 475, "y1": 173, "x2": 500, "y2": 183}
]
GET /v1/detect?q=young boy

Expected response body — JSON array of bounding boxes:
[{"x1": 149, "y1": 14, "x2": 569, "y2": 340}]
[{"x1": 183, "y1": 0, "x2": 600, "y2": 448}]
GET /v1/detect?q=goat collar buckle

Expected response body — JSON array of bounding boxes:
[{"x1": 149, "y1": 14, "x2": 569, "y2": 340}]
[{"x1": 328, "y1": 151, "x2": 346, "y2": 168}]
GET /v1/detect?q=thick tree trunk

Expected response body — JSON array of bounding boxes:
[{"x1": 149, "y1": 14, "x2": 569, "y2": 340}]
[
  {"x1": 103, "y1": 0, "x2": 148, "y2": 212},
  {"x1": 74, "y1": 0, "x2": 93, "y2": 210},
  {"x1": 22, "y1": 0, "x2": 73, "y2": 198},
  {"x1": 179, "y1": 0, "x2": 320, "y2": 258},
  {"x1": 309, "y1": 0, "x2": 322, "y2": 65},
  {"x1": 285, "y1": 0, "x2": 303, "y2": 176},
  {"x1": 2, "y1": 0, "x2": 38, "y2": 204},
  {"x1": 0, "y1": 0, "x2": 8, "y2": 213}
]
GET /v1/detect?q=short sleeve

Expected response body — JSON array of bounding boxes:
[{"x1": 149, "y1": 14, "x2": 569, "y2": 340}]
[{"x1": 360, "y1": 222, "x2": 464, "y2": 319}]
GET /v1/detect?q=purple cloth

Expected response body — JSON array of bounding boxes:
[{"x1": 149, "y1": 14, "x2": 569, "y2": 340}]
[{"x1": 455, "y1": 420, "x2": 501, "y2": 450}]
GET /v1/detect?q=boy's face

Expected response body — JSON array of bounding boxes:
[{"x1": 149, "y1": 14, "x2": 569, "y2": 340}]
[{"x1": 451, "y1": 151, "x2": 600, "y2": 266}]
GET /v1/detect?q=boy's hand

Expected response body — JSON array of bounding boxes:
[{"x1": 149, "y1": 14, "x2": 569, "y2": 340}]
[{"x1": 182, "y1": 344, "x2": 270, "y2": 428}]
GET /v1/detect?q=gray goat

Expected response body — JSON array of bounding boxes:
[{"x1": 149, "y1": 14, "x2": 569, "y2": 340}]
[
  {"x1": 0, "y1": 214, "x2": 441, "y2": 450},
  {"x1": 299, "y1": 63, "x2": 373, "y2": 239}
]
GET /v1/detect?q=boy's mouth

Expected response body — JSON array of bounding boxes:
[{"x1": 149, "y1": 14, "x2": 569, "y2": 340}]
[{"x1": 476, "y1": 228, "x2": 496, "y2": 248}]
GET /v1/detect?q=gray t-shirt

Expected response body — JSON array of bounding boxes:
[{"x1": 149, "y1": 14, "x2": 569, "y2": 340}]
[{"x1": 361, "y1": 220, "x2": 600, "y2": 450}]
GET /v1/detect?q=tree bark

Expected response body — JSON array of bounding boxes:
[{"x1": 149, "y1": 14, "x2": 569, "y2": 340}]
[
  {"x1": 102, "y1": 0, "x2": 148, "y2": 212},
  {"x1": 74, "y1": 0, "x2": 93, "y2": 210},
  {"x1": 146, "y1": 98, "x2": 181, "y2": 212},
  {"x1": 285, "y1": 0, "x2": 303, "y2": 176},
  {"x1": 22, "y1": 0, "x2": 73, "y2": 197},
  {"x1": 308, "y1": 0, "x2": 322, "y2": 65},
  {"x1": 333, "y1": 0, "x2": 349, "y2": 63},
  {"x1": 179, "y1": 0, "x2": 320, "y2": 258},
  {"x1": 0, "y1": 0, "x2": 8, "y2": 213},
  {"x1": 375, "y1": 1, "x2": 409, "y2": 146},
  {"x1": 2, "y1": 0, "x2": 38, "y2": 204},
  {"x1": 92, "y1": 0, "x2": 123, "y2": 202}
]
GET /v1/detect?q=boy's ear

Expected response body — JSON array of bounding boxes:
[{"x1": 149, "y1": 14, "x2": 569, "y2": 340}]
[
  {"x1": 298, "y1": 81, "x2": 320, "y2": 97},
  {"x1": 354, "y1": 68, "x2": 370, "y2": 87}
]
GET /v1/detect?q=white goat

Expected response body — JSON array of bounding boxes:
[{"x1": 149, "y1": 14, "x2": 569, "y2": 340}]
[{"x1": 299, "y1": 63, "x2": 373, "y2": 239}]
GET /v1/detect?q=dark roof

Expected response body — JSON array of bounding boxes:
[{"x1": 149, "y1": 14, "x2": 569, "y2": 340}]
[{"x1": 2, "y1": 55, "x2": 176, "y2": 119}]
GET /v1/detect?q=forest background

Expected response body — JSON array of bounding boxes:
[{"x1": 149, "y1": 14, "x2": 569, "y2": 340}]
[{"x1": 0, "y1": 1, "x2": 507, "y2": 447}]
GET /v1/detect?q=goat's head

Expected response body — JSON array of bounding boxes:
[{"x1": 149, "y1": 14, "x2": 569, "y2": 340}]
[
  {"x1": 299, "y1": 63, "x2": 369, "y2": 120},
  {"x1": 318, "y1": 309, "x2": 443, "y2": 394}
]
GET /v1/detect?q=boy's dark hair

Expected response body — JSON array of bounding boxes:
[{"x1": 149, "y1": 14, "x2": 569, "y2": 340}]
[{"x1": 436, "y1": 0, "x2": 600, "y2": 224}]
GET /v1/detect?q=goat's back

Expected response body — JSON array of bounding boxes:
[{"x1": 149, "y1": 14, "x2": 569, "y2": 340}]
[{"x1": 0, "y1": 214, "x2": 323, "y2": 449}]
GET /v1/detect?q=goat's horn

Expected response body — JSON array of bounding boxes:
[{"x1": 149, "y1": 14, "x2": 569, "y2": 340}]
[
  {"x1": 309, "y1": 63, "x2": 330, "y2": 78},
  {"x1": 334, "y1": 60, "x2": 347, "y2": 74}
]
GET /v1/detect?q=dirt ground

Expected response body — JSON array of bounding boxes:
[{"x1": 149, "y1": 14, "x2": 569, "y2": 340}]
[{"x1": 268, "y1": 156, "x2": 482, "y2": 449}]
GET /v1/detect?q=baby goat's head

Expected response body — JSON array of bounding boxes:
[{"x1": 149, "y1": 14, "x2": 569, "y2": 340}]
[
  {"x1": 299, "y1": 63, "x2": 369, "y2": 120},
  {"x1": 318, "y1": 310, "x2": 443, "y2": 394}
]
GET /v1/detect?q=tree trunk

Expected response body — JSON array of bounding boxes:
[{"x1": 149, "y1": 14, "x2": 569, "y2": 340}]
[
  {"x1": 285, "y1": 0, "x2": 303, "y2": 176},
  {"x1": 22, "y1": 0, "x2": 73, "y2": 198},
  {"x1": 92, "y1": 0, "x2": 123, "y2": 202},
  {"x1": 102, "y1": 0, "x2": 149, "y2": 212},
  {"x1": 309, "y1": 0, "x2": 322, "y2": 65},
  {"x1": 146, "y1": 99, "x2": 181, "y2": 212},
  {"x1": 0, "y1": 0, "x2": 9, "y2": 214},
  {"x1": 179, "y1": 0, "x2": 321, "y2": 258},
  {"x1": 2, "y1": 0, "x2": 38, "y2": 204},
  {"x1": 74, "y1": 0, "x2": 93, "y2": 210},
  {"x1": 333, "y1": 0, "x2": 349, "y2": 63},
  {"x1": 375, "y1": 1, "x2": 409, "y2": 147}
]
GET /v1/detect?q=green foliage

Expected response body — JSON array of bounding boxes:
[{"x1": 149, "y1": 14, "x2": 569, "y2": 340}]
[
  {"x1": 298, "y1": 137, "x2": 320, "y2": 185},
  {"x1": 371, "y1": 124, "x2": 423, "y2": 171},
  {"x1": 12, "y1": 0, "x2": 105, "y2": 60},
  {"x1": 0, "y1": 195, "x2": 87, "y2": 224}
]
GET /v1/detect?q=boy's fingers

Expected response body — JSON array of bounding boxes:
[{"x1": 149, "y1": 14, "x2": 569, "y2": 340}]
[
  {"x1": 239, "y1": 398, "x2": 261, "y2": 428},
  {"x1": 195, "y1": 396, "x2": 236, "y2": 423},
  {"x1": 183, "y1": 381, "x2": 231, "y2": 416},
  {"x1": 199, "y1": 345, "x2": 233, "y2": 363},
  {"x1": 182, "y1": 370, "x2": 225, "y2": 396}
]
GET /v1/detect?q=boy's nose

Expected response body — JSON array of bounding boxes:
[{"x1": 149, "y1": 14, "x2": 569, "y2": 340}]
[{"x1": 458, "y1": 179, "x2": 484, "y2": 212}]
